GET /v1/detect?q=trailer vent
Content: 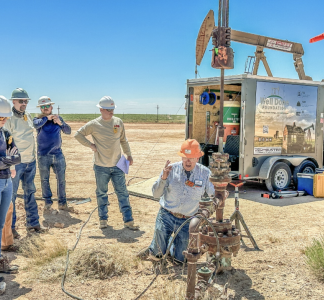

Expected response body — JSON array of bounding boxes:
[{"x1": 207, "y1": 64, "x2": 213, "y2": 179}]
[{"x1": 252, "y1": 157, "x2": 259, "y2": 167}]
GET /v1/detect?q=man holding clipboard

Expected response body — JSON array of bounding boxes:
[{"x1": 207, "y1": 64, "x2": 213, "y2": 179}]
[{"x1": 74, "y1": 96, "x2": 139, "y2": 230}]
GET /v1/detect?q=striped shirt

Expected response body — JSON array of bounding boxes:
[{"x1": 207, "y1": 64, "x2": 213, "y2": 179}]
[{"x1": 152, "y1": 161, "x2": 215, "y2": 216}]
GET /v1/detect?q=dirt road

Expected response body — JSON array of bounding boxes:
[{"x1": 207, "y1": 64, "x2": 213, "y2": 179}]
[{"x1": 4, "y1": 123, "x2": 324, "y2": 300}]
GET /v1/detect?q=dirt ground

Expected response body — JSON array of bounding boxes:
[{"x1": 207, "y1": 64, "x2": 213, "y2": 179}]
[{"x1": 3, "y1": 123, "x2": 324, "y2": 300}]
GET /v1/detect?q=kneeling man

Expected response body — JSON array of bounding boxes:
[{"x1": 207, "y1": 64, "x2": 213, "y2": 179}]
[{"x1": 138, "y1": 139, "x2": 215, "y2": 262}]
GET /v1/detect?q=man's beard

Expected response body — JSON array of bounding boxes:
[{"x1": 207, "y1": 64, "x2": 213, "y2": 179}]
[
  {"x1": 19, "y1": 105, "x2": 26, "y2": 112},
  {"x1": 42, "y1": 109, "x2": 51, "y2": 116}
]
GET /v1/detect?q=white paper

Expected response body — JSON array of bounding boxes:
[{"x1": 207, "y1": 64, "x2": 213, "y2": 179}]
[{"x1": 116, "y1": 155, "x2": 130, "y2": 174}]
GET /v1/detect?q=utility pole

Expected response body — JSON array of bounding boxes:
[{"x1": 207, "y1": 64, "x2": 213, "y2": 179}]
[
  {"x1": 57, "y1": 105, "x2": 60, "y2": 115},
  {"x1": 157, "y1": 105, "x2": 159, "y2": 122}
]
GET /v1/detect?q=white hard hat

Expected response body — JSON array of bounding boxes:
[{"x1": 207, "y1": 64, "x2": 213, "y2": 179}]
[
  {"x1": 0, "y1": 96, "x2": 13, "y2": 117},
  {"x1": 37, "y1": 96, "x2": 55, "y2": 107},
  {"x1": 96, "y1": 96, "x2": 117, "y2": 109}
]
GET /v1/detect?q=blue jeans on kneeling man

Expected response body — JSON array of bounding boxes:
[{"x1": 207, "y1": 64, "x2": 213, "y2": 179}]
[
  {"x1": 93, "y1": 164, "x2": 133, "y2": 223},
  {"x1": 149, "y1": 207, "x2": 189, "y2": 262}
]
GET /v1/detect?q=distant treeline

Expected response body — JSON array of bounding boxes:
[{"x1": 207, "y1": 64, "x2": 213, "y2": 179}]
[{"x1": 30, "y1": 113, "x2": 186, "y2": 123}]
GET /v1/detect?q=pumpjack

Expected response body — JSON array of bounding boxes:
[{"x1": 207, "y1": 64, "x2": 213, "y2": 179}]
[{"x1": 196, "y1": 10, "x2": 312, "y2": 80}]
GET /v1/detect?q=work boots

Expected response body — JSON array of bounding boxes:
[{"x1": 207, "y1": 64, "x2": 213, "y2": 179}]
[
  {"x1": 12, "y1": 229, "x2": 20, "y2": 239},
  {"x1": 44, "y1": 203, "x2": 52, "y2": 211},
  {"x1": 58, "y1": 203, "x2": 74, "y2": 212},
  {"x1": 136, "y1": 248, "x2": 160, "y2": 262},
  {"x1": 27, "y1": 224, "x2": 48, "y2": 234},
  {"x1": 0, "y1": 256, "x2": 18, "y2": 274},
  {"x1": 1, "y1": 244, "x2": 20, "y2": 253},
  {"x1": 124, "y1": 221, "x2": 139, "y2": 231},
  {"x1": 99, "y1": 220, "x2": 108, "y2": 229}
]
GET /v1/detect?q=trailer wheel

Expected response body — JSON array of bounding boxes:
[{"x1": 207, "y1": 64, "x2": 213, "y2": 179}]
[
  {"x1": 265, "y1": 162, "x2": 292, "y2": 191},
  {"x1": 292, "y1": 160, "x2": 316, "y2": 187}
]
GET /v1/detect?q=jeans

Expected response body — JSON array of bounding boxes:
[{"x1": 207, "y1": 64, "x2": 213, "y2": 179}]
[
  {"x1": 12, "y1": 160, "x2": 39, "y2": 229},
  {"x1": 149, "y1": 207, "x2": 189, "y2": 262},
  {"x1": 93, "y1": 164, "x2": 133, "y2": 223},
  {"x1": 38, "y1": 153, "x2": 67, "y2": 205},
  {"x1": 0, "y1": 178, "x2": 12, "y2": 256}
]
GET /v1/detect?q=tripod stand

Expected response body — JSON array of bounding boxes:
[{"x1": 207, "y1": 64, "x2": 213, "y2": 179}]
[{"x1": 229, "y1": 181, "x2": 259, "y2": 250}]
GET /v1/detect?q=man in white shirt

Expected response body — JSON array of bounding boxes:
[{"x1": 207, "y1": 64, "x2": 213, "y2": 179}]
[{"x1": 138, "y1": 139, "x2": 215, "y2": 263}]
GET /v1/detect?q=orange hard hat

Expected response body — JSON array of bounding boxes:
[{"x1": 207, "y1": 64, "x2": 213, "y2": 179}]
[{"x1": 178, "y1": 139, "x2": 204, "y2": 158}]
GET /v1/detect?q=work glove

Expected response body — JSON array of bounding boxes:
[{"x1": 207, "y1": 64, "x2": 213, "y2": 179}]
[{"x1": 6, "y1": 146, "x2": 18, "y2": 156}]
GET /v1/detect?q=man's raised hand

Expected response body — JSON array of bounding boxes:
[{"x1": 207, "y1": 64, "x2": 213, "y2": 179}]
[
  {"x1": 53, "y1": 115, "x2": 62, "y2": 125},
  {"x1": 161, "y1": 160, "x2": 172, "y2": 180}
]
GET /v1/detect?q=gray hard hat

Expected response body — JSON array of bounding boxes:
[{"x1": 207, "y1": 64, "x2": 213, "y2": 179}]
[{"x1": 10, "y1": 88, "x2": 30, "y2": 100}]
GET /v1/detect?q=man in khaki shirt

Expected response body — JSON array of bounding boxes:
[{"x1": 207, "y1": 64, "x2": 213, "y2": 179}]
[{"x1": 74, "y1": 96, "x2": 139, "y2": 230}]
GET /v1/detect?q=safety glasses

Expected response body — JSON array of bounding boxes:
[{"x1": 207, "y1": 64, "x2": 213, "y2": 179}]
[
  {"x1": 18, "y1": 99, "x2": 29, "y2": 104},
  {"x1": 0, "y1": 117, "x2": 8, "y2": 121},
  {"x1": 40, "y1": 105, "x2": 51, "y2": 109},
  {"x1": 105, "y1": 109, "x2": 114, "y2": 112}
]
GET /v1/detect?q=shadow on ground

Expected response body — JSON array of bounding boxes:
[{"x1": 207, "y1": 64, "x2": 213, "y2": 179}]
[
  {"x1": 227, "y1": 180, "x2": 324, "y2": 207},
  {"x1": 42, "y1": 209, "x2": 82, "y2": 228},
  {"x1": 88, "y1": 225, "x2": 145, "y2": 243},
  {"x1": 1, "y1": 275, "x2": 32, "y2": 300},
  {"x1": 215, "y1": 269, "x2": 265, "y2": 300},
  {"x1": 2, "y1": 254, "x2": 32, "y2": 300}
]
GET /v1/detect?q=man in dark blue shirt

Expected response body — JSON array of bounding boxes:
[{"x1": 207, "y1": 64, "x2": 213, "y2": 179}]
[{"x1": 33, "y1": 96, "x2": 71, "y2": 211}]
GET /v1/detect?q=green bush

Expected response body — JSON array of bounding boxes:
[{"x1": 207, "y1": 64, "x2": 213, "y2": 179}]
[{"x1": 304, "y1": 235, "x2": 324, "y2": 281}]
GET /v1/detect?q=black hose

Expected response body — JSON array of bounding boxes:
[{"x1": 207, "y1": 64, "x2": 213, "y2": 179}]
[
  {"x1": 61, "y1": 197, "x2": 110, "y2": 300},
  {"x1": 163, "y1": 214, "x2": 220, "y2": 262}
]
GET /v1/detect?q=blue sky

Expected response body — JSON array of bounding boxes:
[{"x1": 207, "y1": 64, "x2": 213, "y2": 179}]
[{"x1": 0, "y1": 0, "x2": 323, "y2": 114}]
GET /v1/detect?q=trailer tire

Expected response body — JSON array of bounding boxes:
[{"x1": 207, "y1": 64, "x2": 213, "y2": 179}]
[
  {"x1": 265, "y1": 162, "x2": 292, "y2": 191},
  {"x1": 292, "y1": 160, "x2": 316, "y2": 187}
]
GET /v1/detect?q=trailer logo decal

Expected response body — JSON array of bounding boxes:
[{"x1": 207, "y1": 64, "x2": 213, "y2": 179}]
[{"x1": 254, "y1": 82, "x2": 318, "y2": 155}]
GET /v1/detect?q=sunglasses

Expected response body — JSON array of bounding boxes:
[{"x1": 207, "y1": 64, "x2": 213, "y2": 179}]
[
  {"x1": 40, "y1": 105, "x2": 51, "y2": 109},
  {"x1": 18, "y1": 100, "x2": 29, "y2": 104},
  {"x1": 0, "y1": 117, "x2": 8, "y2": 121},
  {"x1": 105, "y1": 109, "x2": 114, "y2": 112}
]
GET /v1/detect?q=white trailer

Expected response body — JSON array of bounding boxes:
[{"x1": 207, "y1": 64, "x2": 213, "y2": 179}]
[{"x1": 186, "y1": 74, "x2": 324, "y2": 191}]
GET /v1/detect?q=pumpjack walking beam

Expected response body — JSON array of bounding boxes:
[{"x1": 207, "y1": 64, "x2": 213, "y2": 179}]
[
  {"x1": 229, "y1": 181, "x2": 259, "y2": 250},
  {"x1": 221, "y1": 28, "x2": 312, "y2": 80}
]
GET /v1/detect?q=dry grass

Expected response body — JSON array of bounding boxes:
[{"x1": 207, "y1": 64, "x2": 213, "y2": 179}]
[
  {"x1": 71, "y1": 243, "x2": 140, "y2": 279},
  {"x1": 152, "y1": 280, "x2": 223, "y2": 300},
  {"x1": 304, "y1": 235, "x2": 324, "y2": 281},
  {"x1": 18, "y1": 235, "x2": 68, "y2": 282},
  {"x1": 19, "y1": 235, "x2": 67, "y2": 266},
  {"x1": 152, "y1": 281, "x2": 186, "y2": 300}
]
